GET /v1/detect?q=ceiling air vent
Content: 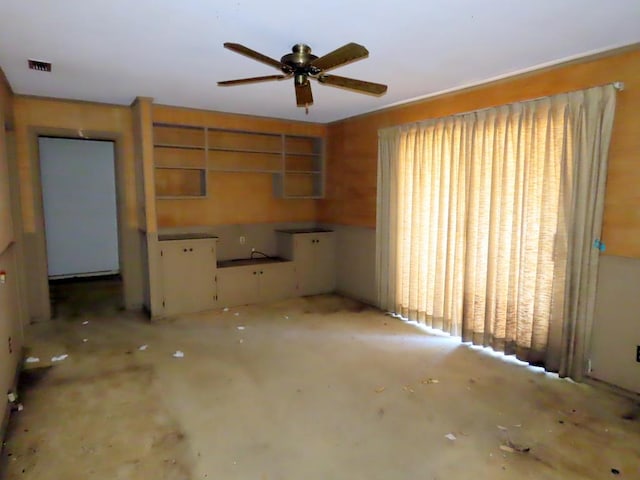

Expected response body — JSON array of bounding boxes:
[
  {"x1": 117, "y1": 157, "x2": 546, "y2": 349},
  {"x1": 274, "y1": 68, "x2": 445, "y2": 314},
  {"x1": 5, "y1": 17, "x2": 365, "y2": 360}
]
[{"x1": 28, "y1": 59, "x2": 52, "y2": 72}]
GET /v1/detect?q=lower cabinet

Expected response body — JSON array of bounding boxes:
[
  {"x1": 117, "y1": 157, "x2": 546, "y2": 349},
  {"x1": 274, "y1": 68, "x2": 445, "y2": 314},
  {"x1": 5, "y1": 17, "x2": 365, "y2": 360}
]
[
  {"x1": 217, "y1": 261, "x2": 295, "y2": 308},
  {"x1": 277, "y1": 231, "x2": 336, "y2": 296},
  {"x1": 158, "y1": 238, "x2": 217, "y2": 316},
  {"x1": 153, "y1": 229, "x2": 335, "y2": 317}
]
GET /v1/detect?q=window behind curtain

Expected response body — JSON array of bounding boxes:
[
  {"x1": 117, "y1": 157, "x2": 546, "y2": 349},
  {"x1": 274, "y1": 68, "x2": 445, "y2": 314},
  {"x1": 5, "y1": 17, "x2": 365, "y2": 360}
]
[{"x1": 378, "y1": 98, "x2": 574, "y2": 365}]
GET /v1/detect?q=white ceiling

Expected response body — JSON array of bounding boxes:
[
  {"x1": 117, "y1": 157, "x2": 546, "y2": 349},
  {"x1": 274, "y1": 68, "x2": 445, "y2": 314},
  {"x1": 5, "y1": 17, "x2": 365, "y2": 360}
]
[{"x1": 0, "y1": 0, "x2": 638, "y2": 123}]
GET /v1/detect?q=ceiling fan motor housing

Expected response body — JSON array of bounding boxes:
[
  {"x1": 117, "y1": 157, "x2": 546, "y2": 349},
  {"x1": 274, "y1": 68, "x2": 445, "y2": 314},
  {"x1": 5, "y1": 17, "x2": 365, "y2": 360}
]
[{"x1": 281, "y1": 44, "x2": 320, "y2": 78}]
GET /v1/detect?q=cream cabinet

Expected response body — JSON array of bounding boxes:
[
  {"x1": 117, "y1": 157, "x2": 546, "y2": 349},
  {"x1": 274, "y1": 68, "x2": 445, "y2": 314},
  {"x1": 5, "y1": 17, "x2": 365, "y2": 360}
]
[
  {"x1": 217, "y1": 261, "x2": 296, "y2": 308},
  {"x1": 158, "y1": 237, "x2": 217, "y2": 316},
  {"x1": 277, "y1": 230, "x2": 336, "y2": 296}
]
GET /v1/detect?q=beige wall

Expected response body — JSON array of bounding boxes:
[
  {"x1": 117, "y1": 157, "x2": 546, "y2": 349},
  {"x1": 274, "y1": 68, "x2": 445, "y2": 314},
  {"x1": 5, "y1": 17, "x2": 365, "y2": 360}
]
[
  {"x1": 590, "y1": 256, "x2": 640, "y2": 393},
  {"x1": 0, "y1": 69, "x2": 24, "y2": 435}
]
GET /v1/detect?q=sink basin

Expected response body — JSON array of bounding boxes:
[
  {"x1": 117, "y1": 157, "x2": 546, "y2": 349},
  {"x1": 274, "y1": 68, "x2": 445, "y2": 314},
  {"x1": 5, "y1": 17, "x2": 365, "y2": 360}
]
[{"x1": 217, "y1": 257, "x2": 288, "y2": 268}]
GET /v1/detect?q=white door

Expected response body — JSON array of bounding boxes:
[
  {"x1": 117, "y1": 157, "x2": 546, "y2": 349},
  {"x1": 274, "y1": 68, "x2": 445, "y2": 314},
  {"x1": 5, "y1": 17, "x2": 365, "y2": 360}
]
[{"x1": 39, "y1": 137, "x2": 119, "y2": 278}]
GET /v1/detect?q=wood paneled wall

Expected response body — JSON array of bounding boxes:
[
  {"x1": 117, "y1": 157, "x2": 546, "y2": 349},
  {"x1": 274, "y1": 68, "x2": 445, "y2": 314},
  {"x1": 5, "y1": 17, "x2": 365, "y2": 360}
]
[
  {"x1": 13, "y1": 97, "x2": 138, "y2": 232},
  {"x1": 152, "y1": 105, "x2": 327, "y2": 228},
  {"x1": 0, "y1": 70, "x2": 14, "y2": 253},
  {"x1": 318, "y1": 47, "x2": 640, "y2": 258}
]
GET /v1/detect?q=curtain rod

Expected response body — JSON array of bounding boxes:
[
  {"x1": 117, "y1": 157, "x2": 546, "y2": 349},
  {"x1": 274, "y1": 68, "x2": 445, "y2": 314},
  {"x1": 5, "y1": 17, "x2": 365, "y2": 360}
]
[{"x1": 380, "y1": 81, "x2": 626, "y2": 134}]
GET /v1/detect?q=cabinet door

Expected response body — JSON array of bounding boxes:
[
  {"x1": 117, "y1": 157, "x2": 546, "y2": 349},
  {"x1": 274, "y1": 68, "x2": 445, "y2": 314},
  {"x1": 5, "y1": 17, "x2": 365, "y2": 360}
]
[
  {"x1": 160, "y1": 240, "x2": 216, "y2": 316},
  {"x1": 187, "y1": 241, "x2": 218, "y2": 312},
  {"x1": 313, "y1": 233, "x2": 336, "y2": 294},
  {"x1": 217, "y1": 265, "x2": 259, "y2": 308},
  {"x1": 161, "y1": 243, "x2": 189, "y2": 315},
  {"x1": 294, "y1": 235, "x2": 317, "y2": 296},
  {"x1": 259, "y1": 262, "x2": 295, "y2": 302}
]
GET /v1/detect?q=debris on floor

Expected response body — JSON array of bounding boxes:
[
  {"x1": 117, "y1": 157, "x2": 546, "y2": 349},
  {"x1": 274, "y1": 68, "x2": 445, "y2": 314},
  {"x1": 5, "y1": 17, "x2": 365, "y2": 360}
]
[
  {"x1": 498, "y1": 424, "x2": 530, "y2": 454},
  {"x1": 445, "y1": 433, "x2": 457, "y2": 441},
  {"x1": 422, "y1": 378, "x2": 439, "y2": 384},
  {"x1": 82, "y1": 321, "x2": 89, "y2": 325},
  {"x1": 611, "y1": 468, "x2": 620, "y2": 475},
  {"x1": 223, "y1": 307, "x2": 229, "y2": 312},
  {"x1": 403, "y1": 385, "x2": 415, "y2": 393},
  {"x1": 237, "y1": 326, "x2": 245, "y2": 330},
  {"x1": 25, "y1": 357, "x2": 40, "y2": 364},
  {"x1": 51, "y1": 354, "x2": 69, "y2": 362},
  {"x1": 172, "y1": 350, "x2": 185, "y2": 358},
  {"x1": 7, "y1": 391, "x2": 17, "y2": 402},
  {"x1": 238, "y1": 339, "x2": 244, "y2": 344},
  {"x1": 138, "y1": 344, "x2": 148, "y2": 351},
  {"x1": 82, "y1": 338, "x2": 88, "y2": 343},
  {"x1": 500, "y1": 439, "x2": 530, "y2": 454},
  {"x1": 234, "y1": 312, "x2": 240, "y2": 316},
  {"x1": 374, "y1": 386, "x2": 386, "y2": 393}
]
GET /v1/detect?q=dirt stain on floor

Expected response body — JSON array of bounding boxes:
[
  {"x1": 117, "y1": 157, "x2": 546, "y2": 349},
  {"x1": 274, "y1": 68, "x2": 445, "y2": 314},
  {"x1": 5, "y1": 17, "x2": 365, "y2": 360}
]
[{"x1": 2, "y1": 357, "x2": 191, "y2": 480}]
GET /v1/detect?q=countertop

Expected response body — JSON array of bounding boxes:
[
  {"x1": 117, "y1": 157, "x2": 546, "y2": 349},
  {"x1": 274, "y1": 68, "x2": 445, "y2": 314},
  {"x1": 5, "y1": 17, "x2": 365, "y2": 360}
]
[
  {"x1": 158, "y1": 233, "x2": 218, "y2": 241},
  {"x1": 275, "y1": 228, "x2": 333, "y2": 234},
  {"x1": 217, "y1": 257, "x2": 289, "y2": 268}
]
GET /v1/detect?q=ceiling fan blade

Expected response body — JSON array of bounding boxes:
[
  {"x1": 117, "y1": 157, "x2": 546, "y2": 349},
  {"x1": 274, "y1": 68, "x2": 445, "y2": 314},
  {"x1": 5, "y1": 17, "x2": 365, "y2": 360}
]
[
  {"x1": 318, "y1": 74, "x2": 387, "y2": 95},
  {"x1": 295, "y1": 82, "x2": 313, "y2": 107},
  {"x1": 218, "y1": 75, "x2": 289, "y2": 86},
  {"x1": 223, "y1": 43, "x2": 288, "y2": 71},
  {"x1": 310, "y1": 42, "x2": 369, "y2": 72}
]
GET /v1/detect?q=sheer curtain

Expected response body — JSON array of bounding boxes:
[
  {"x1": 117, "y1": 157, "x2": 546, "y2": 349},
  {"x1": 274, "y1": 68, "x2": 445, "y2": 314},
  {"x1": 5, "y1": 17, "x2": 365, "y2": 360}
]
[{"x1": 377, "y1": 85, "x2": 616, "y2": 375}]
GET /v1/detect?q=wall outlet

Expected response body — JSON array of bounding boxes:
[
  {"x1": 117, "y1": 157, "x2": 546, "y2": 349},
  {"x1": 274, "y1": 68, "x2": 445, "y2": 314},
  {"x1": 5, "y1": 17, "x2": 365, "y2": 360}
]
[
  {"x1": 239, "y1": 235, "x2": 246, "y2": 245},
  {"x1": 636, "y1": 345, "x2": 640, "y2": 363}
]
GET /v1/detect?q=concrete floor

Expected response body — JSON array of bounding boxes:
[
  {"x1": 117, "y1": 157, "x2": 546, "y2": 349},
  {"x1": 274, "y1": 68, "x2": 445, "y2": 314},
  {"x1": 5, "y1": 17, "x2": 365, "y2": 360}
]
[{"x1": 1, "y1": 284, "x2": 639, "y2": 479}]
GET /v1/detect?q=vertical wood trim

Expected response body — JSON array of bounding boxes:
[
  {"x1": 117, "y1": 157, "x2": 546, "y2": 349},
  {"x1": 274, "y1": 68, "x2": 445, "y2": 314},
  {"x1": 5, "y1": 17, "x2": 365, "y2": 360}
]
[{"x1": 132, "y1": 97, "x2": 157, "y2": 233}]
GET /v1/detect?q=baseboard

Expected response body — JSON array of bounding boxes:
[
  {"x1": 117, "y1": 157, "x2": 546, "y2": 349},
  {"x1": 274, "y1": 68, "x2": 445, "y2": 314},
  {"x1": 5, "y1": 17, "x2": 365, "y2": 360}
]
[
  {"x1": 584, "y1": 376, "x2": 640, "y2": 400},
  {"x1": 335, "y1": 289, "x2": 379, "y2": 309}
]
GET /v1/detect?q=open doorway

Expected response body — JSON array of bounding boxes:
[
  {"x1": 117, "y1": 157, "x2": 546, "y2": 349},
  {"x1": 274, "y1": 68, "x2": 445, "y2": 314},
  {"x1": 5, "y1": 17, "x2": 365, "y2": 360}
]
[{"x1": 38, "y1": 136, "x2": 123, "y2": 318}]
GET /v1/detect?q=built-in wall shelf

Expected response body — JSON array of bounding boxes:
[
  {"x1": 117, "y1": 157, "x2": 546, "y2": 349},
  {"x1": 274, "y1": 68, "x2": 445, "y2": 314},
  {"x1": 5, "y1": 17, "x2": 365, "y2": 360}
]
[{"x1": 152, "y1": 122, "x2": 325, "y2": 199}]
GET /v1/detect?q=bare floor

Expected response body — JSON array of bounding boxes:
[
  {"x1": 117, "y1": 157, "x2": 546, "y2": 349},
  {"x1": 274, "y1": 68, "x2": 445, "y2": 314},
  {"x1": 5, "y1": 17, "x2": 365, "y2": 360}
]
[{"x1": 2, "y1": 291, "x2": 639, "y2": 479}]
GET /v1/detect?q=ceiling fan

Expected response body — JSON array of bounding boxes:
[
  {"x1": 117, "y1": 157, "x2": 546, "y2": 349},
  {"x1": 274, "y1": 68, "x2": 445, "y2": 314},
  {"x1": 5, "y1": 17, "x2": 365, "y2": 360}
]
[{"x1": 218, "y1": 42, "x2": 388, "y2": 112}]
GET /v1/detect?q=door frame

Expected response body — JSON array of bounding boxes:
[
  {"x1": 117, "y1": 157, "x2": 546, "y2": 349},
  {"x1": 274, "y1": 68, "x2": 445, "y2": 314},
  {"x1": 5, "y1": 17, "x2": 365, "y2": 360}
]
[{"x1": 28, "y1": 127, "x2": 128, "y2": 320}]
